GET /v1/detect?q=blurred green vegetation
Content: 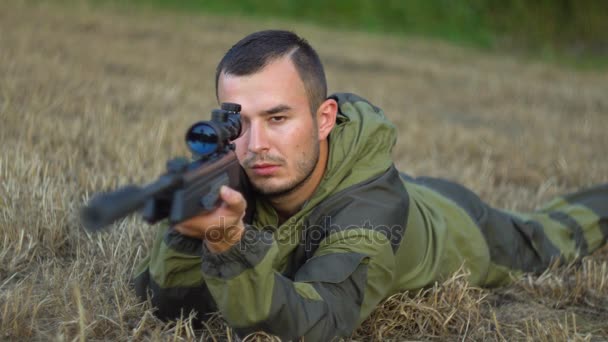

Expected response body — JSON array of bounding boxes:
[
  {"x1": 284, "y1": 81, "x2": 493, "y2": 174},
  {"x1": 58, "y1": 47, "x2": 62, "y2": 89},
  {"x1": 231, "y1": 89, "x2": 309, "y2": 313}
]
[{"x1": 94, "y1": 0, "x2": 607, "y2": 67}]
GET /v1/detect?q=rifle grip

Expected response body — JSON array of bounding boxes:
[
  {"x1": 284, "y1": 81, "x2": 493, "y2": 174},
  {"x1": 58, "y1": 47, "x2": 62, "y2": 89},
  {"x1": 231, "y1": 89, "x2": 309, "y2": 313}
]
[
  {"x1": 169, "y1": 172, "x2": 230, "y2": 223},
  {"x1": 199, "y1": 172, "x2": 229, "y2": 210}
]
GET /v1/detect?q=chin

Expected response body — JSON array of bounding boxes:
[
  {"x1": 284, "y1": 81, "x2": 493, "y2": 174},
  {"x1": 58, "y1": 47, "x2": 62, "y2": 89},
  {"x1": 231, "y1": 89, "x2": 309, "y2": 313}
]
[
  {"x1": 254, "y1": 184, "x2": 285, "y2": 195},
  {"x1": 252, "y1": 180, "x2": 293, "y2": 197}
]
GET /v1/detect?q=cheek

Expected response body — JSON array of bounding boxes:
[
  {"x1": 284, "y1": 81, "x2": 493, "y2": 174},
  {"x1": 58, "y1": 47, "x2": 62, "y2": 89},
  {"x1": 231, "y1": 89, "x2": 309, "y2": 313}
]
[
  {"x1": 285, "y1": 135, "x2": 310, "y2": 160},
  {"x1": 288, "y1": 125, "x2": 313, "y2": 147}
]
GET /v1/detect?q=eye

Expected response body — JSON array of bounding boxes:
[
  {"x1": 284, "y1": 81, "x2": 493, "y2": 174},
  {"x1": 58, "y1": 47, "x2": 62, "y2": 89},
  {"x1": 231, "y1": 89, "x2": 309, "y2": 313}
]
[{"x1": 269, "y1": 116, "x2": 286, "y2": 123}]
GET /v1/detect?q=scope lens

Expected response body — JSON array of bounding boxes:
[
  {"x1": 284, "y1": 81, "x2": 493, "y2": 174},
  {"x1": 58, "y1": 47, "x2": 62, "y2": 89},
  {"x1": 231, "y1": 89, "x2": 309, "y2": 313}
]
[{"x1": 186, "y1": 123, "x2": 218, "y2": 156}]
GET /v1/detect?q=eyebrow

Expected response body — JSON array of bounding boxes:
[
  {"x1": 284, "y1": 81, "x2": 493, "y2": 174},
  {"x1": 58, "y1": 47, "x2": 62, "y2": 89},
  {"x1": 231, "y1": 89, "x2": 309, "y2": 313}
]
[{"x1": 263, "y1": 104, "x2": 292, "y2": 115}]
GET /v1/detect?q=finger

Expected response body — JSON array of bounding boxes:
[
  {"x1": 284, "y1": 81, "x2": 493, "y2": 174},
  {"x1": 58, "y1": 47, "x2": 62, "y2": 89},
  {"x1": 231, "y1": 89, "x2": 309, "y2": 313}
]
[
  {"x1": 175, "y1": 221, "x2": 197, "y2": 232},
  {"x1": 173, "y1": 224, "x2": 202, "y2": 239},
  {"x1": 176, "y1": 212, "x2": 211, "y2": 230},
  {"x1": 219, "y1": 186, "x2": 246, "y2": 214}
]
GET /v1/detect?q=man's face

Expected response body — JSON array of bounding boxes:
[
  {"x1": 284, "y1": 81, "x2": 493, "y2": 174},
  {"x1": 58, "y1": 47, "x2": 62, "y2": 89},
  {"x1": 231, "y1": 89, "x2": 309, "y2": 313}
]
[{"x1": 217, "y1": 57, "x2": 320, "y2": 197}]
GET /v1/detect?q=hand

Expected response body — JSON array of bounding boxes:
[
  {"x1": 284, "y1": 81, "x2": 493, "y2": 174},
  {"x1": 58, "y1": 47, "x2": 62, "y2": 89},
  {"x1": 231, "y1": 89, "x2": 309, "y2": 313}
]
[{"x1": 173, "y1": 185, "x2": 246, "y2": 254}]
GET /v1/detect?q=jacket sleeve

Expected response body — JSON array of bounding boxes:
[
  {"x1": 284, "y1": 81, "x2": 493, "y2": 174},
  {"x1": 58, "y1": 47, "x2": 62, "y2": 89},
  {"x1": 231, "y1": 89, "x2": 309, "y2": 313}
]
[{"x1": 200, "y1": 225, "x2": 396, "y2": 341}]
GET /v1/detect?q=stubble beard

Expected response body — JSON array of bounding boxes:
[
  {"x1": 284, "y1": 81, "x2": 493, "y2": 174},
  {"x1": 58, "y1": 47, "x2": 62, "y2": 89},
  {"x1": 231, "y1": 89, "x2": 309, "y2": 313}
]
[
  {"x1": 250, "y1": 144, "x2": 320, "y2": 199},
  {"x1": 246, "y1": 130, "x2": 320, "y2": 199}
]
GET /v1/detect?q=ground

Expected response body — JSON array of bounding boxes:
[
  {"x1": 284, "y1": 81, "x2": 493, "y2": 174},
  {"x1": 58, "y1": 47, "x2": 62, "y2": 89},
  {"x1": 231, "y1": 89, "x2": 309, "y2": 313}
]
[{"x1": 1, "y1": 1, "x2": 607, "y2": 340}]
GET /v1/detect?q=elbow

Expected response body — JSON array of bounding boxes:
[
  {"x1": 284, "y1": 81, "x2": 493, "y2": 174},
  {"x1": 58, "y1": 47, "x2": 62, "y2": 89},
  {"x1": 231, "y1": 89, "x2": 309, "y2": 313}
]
[{"x1": 134, "y1": 269, "x2": 218, "y2": 323}]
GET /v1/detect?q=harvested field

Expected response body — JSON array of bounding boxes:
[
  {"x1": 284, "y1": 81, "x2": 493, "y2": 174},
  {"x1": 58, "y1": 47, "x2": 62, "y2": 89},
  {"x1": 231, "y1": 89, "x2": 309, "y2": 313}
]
[{"x1": 1, "y1": 1, "x2": 607, "y2": 340}]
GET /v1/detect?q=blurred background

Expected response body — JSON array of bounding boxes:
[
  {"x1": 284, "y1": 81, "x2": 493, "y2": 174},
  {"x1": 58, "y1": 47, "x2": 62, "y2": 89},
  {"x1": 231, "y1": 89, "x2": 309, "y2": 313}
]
[{"x1": 95, "y1": 0, "x2": 608, "y2": 67}]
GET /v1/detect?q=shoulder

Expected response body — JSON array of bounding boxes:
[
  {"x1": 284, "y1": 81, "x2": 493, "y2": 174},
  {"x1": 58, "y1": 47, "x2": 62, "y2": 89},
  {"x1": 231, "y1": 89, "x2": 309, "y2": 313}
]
[{"x1": 304, "y1": 165, "x2": 410, "y2": 254}]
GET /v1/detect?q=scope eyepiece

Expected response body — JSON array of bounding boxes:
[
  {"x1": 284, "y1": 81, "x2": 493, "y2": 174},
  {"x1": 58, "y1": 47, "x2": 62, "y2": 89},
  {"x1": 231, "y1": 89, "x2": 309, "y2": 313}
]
[{"x1": 185, "y1": 102, "x2": 242, "y2": 157}]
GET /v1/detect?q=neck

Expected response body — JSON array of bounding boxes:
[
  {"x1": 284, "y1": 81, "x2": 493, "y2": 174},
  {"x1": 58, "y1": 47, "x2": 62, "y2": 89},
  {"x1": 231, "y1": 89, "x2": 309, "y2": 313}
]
[{"x1": 268, "y1": 140, "x2": 329, "y2": 223}]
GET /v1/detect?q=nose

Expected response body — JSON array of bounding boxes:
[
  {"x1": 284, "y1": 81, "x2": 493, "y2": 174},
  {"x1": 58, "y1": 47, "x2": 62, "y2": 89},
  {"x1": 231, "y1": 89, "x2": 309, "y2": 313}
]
[{"x1": 246, "y1": 121, "x2": 270, "y2": 154}]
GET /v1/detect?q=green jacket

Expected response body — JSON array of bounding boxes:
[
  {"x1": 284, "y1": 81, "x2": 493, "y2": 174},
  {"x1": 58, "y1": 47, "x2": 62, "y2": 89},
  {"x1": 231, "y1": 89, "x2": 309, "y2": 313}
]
[{"x1": 135, "y1": 93, "x2": 495, "y2": 340}]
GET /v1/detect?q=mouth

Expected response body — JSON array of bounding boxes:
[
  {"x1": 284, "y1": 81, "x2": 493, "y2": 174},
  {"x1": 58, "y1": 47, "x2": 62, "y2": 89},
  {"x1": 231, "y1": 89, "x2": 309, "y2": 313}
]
[{"x1": 250, "y1": 163, "x2": 280, "y2": 176}]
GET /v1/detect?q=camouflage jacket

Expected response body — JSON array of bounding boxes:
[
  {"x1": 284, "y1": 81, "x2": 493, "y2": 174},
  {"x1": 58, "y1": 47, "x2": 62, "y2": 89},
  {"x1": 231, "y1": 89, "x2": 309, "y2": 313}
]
[{"x1": 135, "y1": 93, "x2": 491, "y2": 341}]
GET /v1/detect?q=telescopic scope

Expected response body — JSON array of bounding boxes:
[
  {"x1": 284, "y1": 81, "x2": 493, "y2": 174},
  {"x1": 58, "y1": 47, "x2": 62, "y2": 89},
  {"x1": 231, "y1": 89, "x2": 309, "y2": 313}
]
[{"x1": 185, "y1": 102, "x2": 242, "y2": 157}]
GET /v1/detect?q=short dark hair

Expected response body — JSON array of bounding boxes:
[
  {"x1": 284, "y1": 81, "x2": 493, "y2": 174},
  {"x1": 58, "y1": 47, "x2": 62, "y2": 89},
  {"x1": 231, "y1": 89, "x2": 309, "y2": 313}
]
[{"x1": 215, "y1": 30, "x2": 327, "y2": 113}]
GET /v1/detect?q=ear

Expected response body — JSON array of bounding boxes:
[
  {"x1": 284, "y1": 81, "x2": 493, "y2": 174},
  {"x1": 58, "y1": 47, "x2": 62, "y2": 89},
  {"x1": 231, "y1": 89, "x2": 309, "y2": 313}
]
[{"x1": 315, "y1": 98, "x2": 338, "y2": 141}]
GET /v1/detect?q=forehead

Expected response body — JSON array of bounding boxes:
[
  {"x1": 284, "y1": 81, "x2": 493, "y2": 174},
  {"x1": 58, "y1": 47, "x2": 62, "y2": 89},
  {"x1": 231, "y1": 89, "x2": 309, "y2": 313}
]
[{"x1": 217, "y1": 57, "x2": 309, "y2": 115}]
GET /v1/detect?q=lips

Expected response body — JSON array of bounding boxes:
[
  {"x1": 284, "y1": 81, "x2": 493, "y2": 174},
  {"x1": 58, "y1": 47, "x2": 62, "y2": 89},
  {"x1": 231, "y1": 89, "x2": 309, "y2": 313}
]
[{"x1": 250, "y1": 163, "x2": 280, "y2": 176}]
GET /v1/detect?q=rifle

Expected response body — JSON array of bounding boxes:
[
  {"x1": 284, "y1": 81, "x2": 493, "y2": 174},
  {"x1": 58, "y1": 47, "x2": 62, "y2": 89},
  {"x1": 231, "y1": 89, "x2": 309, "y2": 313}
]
[{"x1": 81, "y1": 102, "x2": 245, "y2": 232}]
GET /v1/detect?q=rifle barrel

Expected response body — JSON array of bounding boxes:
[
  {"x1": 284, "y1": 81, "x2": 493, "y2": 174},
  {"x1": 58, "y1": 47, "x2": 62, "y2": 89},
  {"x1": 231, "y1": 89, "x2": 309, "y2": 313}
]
[
  {"x1": 81, "y1": 185, "x2": 148, "y2": 231},
  {"x1": 81, "y1": 174, "x2": 181, "y2": 231}
]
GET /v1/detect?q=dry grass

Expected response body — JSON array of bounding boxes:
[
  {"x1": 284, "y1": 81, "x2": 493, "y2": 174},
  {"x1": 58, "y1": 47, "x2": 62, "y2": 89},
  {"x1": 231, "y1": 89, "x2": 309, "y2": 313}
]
[
  {"x1": 1, "y1": 0, "x2": 607, "y2": 340},
  {"x1": 354, "y1": 268, "x2": 489, "y2": 340}
]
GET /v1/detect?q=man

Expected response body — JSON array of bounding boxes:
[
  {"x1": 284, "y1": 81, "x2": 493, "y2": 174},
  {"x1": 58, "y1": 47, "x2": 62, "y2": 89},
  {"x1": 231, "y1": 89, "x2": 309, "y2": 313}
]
[{"x1": 134, "y1": 30, "x2": 608, "y2": 341}]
